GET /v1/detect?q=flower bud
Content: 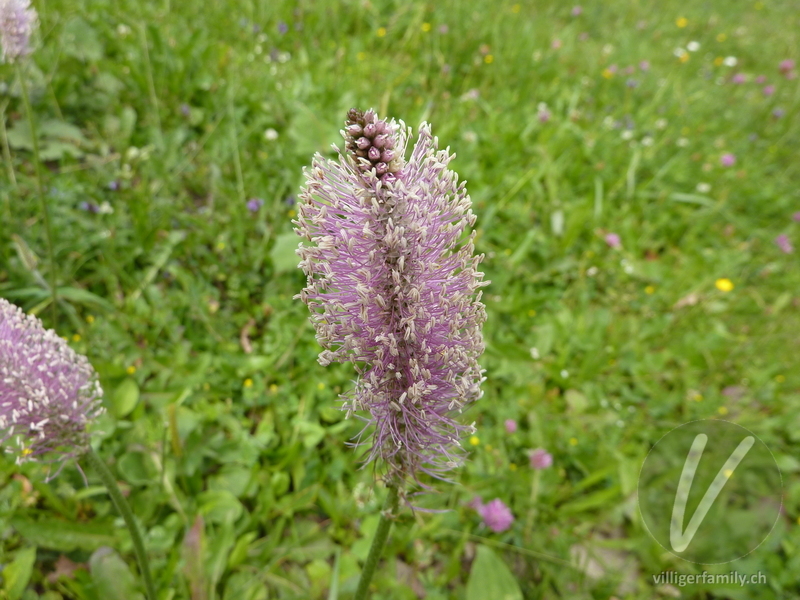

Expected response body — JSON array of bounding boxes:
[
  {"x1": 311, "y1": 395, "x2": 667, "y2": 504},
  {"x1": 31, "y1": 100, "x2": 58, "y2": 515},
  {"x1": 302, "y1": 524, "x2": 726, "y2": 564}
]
[
  {"x1": 364, "y1": 123, "x2": 378, "y2": 137},
  {"x1": 356, "y1": 137, "x2": 371, "y2": 150},
  {"x1": 381, "y1": 149, "x2": 395, "y2": 163},
  {"x1": 373, "y1": 134, "x2": 387, "y2": 149},
  {"x1": 368, "y1": 147, "x2": 381, "y2": 161},
  {"x1": 375, "y1": 162, "x2": 388, "y2": 175},
  {"x1": 345, "y1": 124, "x2": 363, "y2": 137}
]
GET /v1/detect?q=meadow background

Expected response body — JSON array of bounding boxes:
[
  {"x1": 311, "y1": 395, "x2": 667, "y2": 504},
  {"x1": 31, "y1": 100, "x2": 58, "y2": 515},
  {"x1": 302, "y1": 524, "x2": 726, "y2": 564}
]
[{"x1": 1, "y1": 0, "x2": 800, "y2": 598}]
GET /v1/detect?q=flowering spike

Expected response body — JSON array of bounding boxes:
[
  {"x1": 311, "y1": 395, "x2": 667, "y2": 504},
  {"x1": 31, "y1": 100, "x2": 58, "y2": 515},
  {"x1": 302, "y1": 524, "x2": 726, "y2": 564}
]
[
  {"x1": 295, "y1": 109, "x2": 488, "y2": 488},
  {"x1": 0, "y1": 299, "x2": 104, "y2": 469},
  {"x1": 0, "y1": 0, "x2": 37, "y2": 63},
  {"x1": 343, "y1": 108, "x2": 405, "y2": 178}
]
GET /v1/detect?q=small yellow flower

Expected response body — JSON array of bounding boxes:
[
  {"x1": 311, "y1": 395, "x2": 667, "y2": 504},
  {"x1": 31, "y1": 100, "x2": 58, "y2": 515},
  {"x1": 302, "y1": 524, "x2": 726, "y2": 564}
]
[
  {"x1": 511, "y1": 3, "x2": 521, "y2": 13},
  {"x1": 775, "y1": 374, "x2": 786, "y2": 383},
  {"x1": 715, "y1": 278, "x2": 734, "y2": 292},
  {"x1": 503, "y1": 248, "x2": 511, "y2": 256},
  {"x1": 484, "y1": 54, "x2": 494, "y2": 64},
  {"x1": 718, "y1": 406, "x2": 729, "y2": 415},
  {"x1": 21, "y1": 448, "x2": 33, "y2": 456},
  {"x1": 244, "y1": 378, "x2": 253, "y2": 388},
  {"x1": 716, "y1": 33, "x2": 727, "y2": 42},
  {"x1": 86, "y1": 315, "x2": 95, "y2": 324},
  {"x1": 509, "y1": 463, "x2": 518, "y2": 471},
  {"x1": 528, "y1": 309, "x2": 536, "y2": 317},
  {"x1": 679, "y1": 53, "x2": 690, "y2": 63},
  {"x1": 317, "y1": 382, "x2": 325, "y2": 390},
  {"x1": 713, "y1": 56, "x2": 724, "y2": 66},
  {"x1": 269, "y1": 383, "x2": 278, "y2": 394},
  {"x1": 602, "y1": 68, "x2": 614, "y2": 79},
  {"x1": 694, "y1": 393, "x2": 704, "y2": 402},
  {"x1": 485, "y1": 443, "x2": 493, "y2": 452},
  {"x1": 676, "y1": 17, "x2": 688, "y2": 28},
  {"x1": 421, "y1": 22, "x2": 431, "y2": 32},
  {"x1": 357, "y1": 51, "x2": 366, "y2": 61},
  {"x1": 645, "y1": 285, "x2": 656, "y2": 295},
  {"x1": 72, "y1": 334, "x2": 81, "y2": 342},
  {"x1": 377, "y1": 27, "x2": 387, "y2": 37},
  {"x1": 126, "y1": 365, "x2": 137, "y2": 375},
  {"x1": 288, "y1": 209, "x2": 296, "y2": 218},
  {"x1": 469, "y1": 436, "x2": 480, "y2": 446},
  {"x1": 569, "y1": 437, "x2": 578, "y2": 446}
]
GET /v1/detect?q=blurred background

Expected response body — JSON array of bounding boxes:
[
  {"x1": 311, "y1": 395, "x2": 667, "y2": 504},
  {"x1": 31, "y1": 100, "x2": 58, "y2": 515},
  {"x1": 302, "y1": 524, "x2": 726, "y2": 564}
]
[{"x1": 1, "y1": 0, "x2": 799, "y2": 598}]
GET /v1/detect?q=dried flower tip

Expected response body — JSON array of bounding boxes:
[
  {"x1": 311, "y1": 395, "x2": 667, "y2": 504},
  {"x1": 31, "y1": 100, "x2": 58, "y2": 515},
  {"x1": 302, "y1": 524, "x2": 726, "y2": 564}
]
[
  {"x1": 0, "y1": 0, "x2": 37, "y2": 63},
  {"x1": 0, "y1": 299, "x2": 104, "y2": 470}
]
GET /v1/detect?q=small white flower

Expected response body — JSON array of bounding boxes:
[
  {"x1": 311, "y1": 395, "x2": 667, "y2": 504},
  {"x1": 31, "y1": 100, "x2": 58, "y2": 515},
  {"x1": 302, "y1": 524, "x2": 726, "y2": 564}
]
[
  {"x1": 621, "y1": 130, "x2": 634, "y2": 140},
  {"x1": 641, "y1": 136, "x2": 654, "y2": 147},
  {"x1": 600, "y1": 399, "x2": 609, "y2": 408},
  {"x1": 673, "y1": 47, "x2": 687, "y2": 58},
  {"x1": 687, "y1": 41, "x2": 700, "y2": 52},
  {"x1": 655, "y1": 118, "x2": 668, "y2": 130},
  {"x1": 696, "y1": 182, "x2": 711, "y2": 193},
  {"x1": 97, "y1": 202, "x2": 114, "y2": 215},
  {"x1": 587, "y1": 266, "x2": 599, "y2": 277},
  {"x1": 530, "y1": 347, "x2": 540, "y2": 360},
  {"x1": 616, "y1": 419, "x2": 625, "y2": 427},
  {"x1": 537, "y1": 102, "x2": 548, "y2": 111},
  {"x1": 723, "y1": 56, "x2": 738, "y2": 67},
  {"x1": 462, "y1": 131, "x2": 478, "y2": 143},
  {"x1": 117, "y1": 24, "x2": 131, "y2": 37},
  {"x1": 624, "y1": 264, "x2": 634, "y2": 274},
  {"x1": 602, "y1": 44, "x2": 614, "y2": 55},
  {"x1": 602, "y1": 116, "x2": 615, "y2": 129},
  {"x1": 676, "y1": 137, "x2": 690, "y2": 147},
  {"x1": 560, "y1": 369, "x2": 569, "y2": 378},
  {"x1": 264, "y1": 128, "x2": 279, "y2": 141}
]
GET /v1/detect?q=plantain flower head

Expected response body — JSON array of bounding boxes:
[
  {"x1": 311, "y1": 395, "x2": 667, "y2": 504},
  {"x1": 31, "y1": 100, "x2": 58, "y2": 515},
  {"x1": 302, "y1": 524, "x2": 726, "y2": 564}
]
[
  {"x1": 0, "y1": 298, "x2": 103, "y2": 468},
  {"x1": 295, "y1": 109, "x2": 487, "y2": 487},
  {"x1": 0, "y1": 0, "x2": 37, "y2": 63}
]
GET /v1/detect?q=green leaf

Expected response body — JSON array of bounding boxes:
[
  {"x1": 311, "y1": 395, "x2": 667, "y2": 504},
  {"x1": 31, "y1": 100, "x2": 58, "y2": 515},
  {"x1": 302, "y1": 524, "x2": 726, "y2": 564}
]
[
  {"x1": 11, "y1": 517, "x2": 117, "y2": 552},
  {"x1": 89, "y1": 547, "x2": 145, "y2": 600},
  {"x1": 110, "y1": 378, "x2": 140, "y2": 418},
  {"x1": 116, "y1": 451, "x2": 158, "y2": 486},
  {"x1": 465, "y1": 546, "x2": 523, "y2": 600},
  {"x1": 197, "y1": 490, "x2": 244, "y2": 525},
  {"x1": 61, "y1": 17, "x2": 104, "y2": 62},
  {"x1": 271, "y1": 233, "x2": 300, "y2": 274},
  {"x1": 3, "y1": 546, "x2": 37, "y2": 600}
]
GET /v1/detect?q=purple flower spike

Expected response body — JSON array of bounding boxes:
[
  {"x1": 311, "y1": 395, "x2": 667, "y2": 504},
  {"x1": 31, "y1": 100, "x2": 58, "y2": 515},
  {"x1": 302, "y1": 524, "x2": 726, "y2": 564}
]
[
  {"x1": 0, "y1": 0, "x2": 37, "y2": 62},
  {"x1": 530, "y1": 448, "x2": 553, "y2": 469},
  {"x1": 296, "y1": 109, "x2": 488, "y2": 487},
  {"x1": 0, "y1": 299, "x2": 103, "y2": 470},
  {"x1": 478, "y1": 498, "x2": 514, "y2": 532},
  {"x1": 775, "y1": 234, "x2": 793, "y2": 254}
]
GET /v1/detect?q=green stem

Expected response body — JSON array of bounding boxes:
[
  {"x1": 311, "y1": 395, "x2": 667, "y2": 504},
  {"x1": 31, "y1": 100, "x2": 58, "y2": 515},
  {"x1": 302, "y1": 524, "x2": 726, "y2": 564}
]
[
  {"x1": 16, "y1": 62, "x2": 58, "y2": 326},
  {"x1": 524, "y1": 468, "x2": 541, "y2": 543},
  {"x1": 354, "y1": 485, "x2": 400, "y2": 600},
  {"x1": 85, "y1": 449, "x2": 157, "y2": 600}
]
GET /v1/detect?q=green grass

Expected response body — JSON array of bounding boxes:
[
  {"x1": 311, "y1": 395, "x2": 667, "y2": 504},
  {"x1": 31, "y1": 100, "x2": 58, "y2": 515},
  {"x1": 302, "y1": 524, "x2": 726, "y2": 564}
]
[{"x1": 1, "y1": 0, "x2": 799, "y2": 598}]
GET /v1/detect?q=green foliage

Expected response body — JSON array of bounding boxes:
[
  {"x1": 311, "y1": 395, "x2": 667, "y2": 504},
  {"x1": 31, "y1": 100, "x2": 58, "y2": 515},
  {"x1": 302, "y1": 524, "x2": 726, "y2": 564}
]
[{"x1": 0, "y1": 0, "x2": 798, "y2": 598}]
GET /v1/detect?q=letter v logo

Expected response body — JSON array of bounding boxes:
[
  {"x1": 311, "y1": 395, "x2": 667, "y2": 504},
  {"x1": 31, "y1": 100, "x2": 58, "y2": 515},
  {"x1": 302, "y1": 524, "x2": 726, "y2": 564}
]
[{"x1": 670, "y1": 433, "x2": 755, "y2": 552}]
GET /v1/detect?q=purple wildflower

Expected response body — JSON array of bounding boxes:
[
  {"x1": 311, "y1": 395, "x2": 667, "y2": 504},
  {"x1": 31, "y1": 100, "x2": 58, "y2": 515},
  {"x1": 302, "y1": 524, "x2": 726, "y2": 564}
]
[
  {"x1": 0, "y1": 299, "x2": 103, "y2": 468},
  {"x1": 296, "y1": 109, "x2": 487, "y2": 486},
  {"x1": 0, "y1": 0, "x2": 37, "y2": 62},
  {"x1": 772, "y1": 108, "x2": 785, "y2": 119},
  {"x1": 639, "y1": 60, "x2": 650, "y2": 71},
  {"x1": 720, "y1": 153, "x2": 736, "y2": 167},
  {"x1": 571, "y1": 6, "x2": 582, "y2": 16},
  {"x1": 779, "y1": 59, "x2": 795, "y2": 74},
  {"x1": 775, "y1": 234, "x2": 793, "y2": 254},
  {"x1": 504, "y1": 419, "x2": 517, "y2": 434},
  {"x1": 763, "y1": 84, "x2": 776, "y2": 96},
  {"x1": 793, "y1": 212, "x2": 800, "y2": 223},
  {"x1": 478, "y1": 498, "x2": 514, "y2": 532},
  {"x1": 277, "y1": 21, "x2": 288, "y2": 35},
  {"x1": 246, "y1": 197, "x2": 264, "y2": 213},
  {"x1": 605, "y1": 232, "x2": 621, "y2": 249},
  {"x1": 755, "y1": 75, "x2": 767, "y2": 84},
  {"x1": 626, "y1": 78, "x2": 639, "y2": 88},
  {"x1": 537, "y1": 108, "x2": 551, "y2": 123},
  {"x1": 731, "y1": 73, "x2": 746, "y2": 84},
  {"x1": 529, "y1": 448, "x2": 553, "y2": 470}
]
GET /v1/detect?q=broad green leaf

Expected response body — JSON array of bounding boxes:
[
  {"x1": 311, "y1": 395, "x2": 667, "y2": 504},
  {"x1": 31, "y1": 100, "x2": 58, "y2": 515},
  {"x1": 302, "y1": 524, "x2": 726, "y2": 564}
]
[
  {"x1": 11, "y1": 517, "x2": 117, "y2": 552},
  {"x1": 197, "y1": 490, "x2": 244, "y2": 525},
  {"x1": 89, "y1": 547, "x2": 145, "y2": 600},
  {"x1": 61, "y1": 17, "x2": 104, "y2": 61},
  {"x1": 271, "y1": 233, "x2": 300, "y2": 274},
  {"x1": 3, "y1": 546, "x2": 36, "y2": 600},
  {"x1": 110, "y1": 378, "x2": 140, "y2": 418},
  {"x1": 465, "y1": 546, "x2": 523, "y2": 600},
  {"x1": 117, "y1": 451, "x2": 158, "y2": 486}
]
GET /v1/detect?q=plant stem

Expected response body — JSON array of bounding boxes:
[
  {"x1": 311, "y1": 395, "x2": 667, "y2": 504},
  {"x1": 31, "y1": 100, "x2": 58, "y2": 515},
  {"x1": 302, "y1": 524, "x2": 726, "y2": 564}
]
[
  {"x1": 524, "y1": 469, "x2": 541, "y2": 543},
  {"x1": 85, "y1": 448, "x2": 157, "y2": 600},
  {"x1": 353, "y1": 485, "x2": 400, "y2": 600},
  {"x1": 16, "y1": 62, "x2": 58, "y2": 326}
]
